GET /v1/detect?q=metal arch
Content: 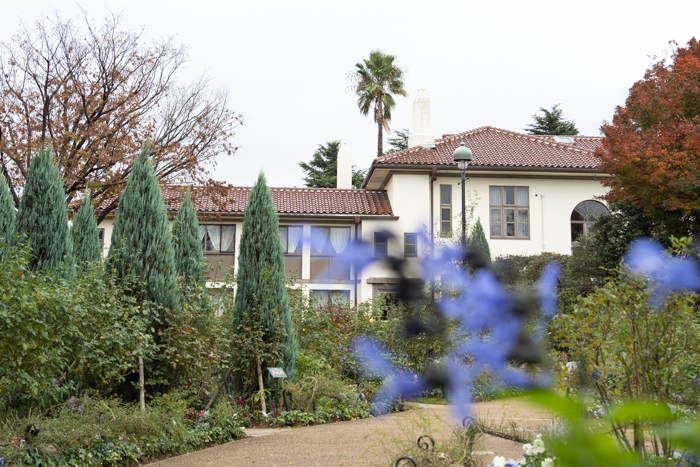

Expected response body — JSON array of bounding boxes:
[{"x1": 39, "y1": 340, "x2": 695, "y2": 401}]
[
  {"x1": 395, "y1": 456, "x2": 418, "y2": 467},
  {"x1": 462, "y1": 416, "x2": 476, "y2": 428},
  {"x1": 416, "y1": 434, "x2": 435, "y2": 451}
]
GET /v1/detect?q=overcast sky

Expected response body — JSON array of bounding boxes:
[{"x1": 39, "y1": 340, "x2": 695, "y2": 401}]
[{"x1": 2, "y1": 1, "x2": 699, "y2": 188}]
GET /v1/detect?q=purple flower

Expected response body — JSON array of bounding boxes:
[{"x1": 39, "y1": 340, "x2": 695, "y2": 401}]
[
  {"x1": 67, "y1": 396, "x2": 75, "y2": 409},
  {"x1": 54, "y1": 375, "x2": 63, "y2": 386},
  {"x1": 625, "y1": 238, "x2": 700, "y2": 307}
]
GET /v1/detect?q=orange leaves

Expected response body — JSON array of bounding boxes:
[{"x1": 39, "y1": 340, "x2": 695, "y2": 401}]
[
  {"x1": 0, "y1": 12, "x2": 241, "y2": 221},
  {"x1": 599, "y1": 38, "x2": 700, "y2": 233}
]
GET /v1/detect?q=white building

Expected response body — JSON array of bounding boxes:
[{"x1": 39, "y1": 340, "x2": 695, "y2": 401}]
[{"x1": 97, "y1": 91, "x2": 610, "y2": 305}]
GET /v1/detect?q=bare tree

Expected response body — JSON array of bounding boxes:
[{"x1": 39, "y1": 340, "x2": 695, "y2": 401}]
[{"x1": 0, "y1": 10, "x2": 241, "y2": 222}]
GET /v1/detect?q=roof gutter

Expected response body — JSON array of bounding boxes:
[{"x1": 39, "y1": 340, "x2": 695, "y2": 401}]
[
  {"x1": 191, "y1": 212, "x2": 399, "y2": 220},
  {"x1": 367, "y1": 163, "x2": 607, "y2": 175}
]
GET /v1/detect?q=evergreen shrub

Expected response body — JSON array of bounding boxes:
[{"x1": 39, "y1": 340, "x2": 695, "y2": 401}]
[{"x1": 15, "y1": 147, "x2": 72, "y2": 271}]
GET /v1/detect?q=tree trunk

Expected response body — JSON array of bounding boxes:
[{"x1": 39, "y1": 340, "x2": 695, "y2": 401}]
[
  {"x1": 256, "y1": 354, "x2": 267, "y2": 414},
  {"x1": 138, "y1": 356, "x2": 145, "y2": 412},
  {"x1": 204, "y1": 367, "x2": 233, "y2": 411},
  {"x1": 377, "y1": 97, "x2": 384, "y2": 157}
]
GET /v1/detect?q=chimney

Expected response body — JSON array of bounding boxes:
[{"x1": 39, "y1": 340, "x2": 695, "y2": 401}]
[
  {"x1": 408, "y1": 89, "x2": 435, "y2": 148},
  {"x1": 336, "y1": 143, "x2": 352, "y2": 189}
]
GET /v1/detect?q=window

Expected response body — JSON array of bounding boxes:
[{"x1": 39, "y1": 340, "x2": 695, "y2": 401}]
[
  {"x1": 279, "y1": 225, "x2": 303, "y2": 277},
  {"x1": 310, "y1": 226, "x2": 351, "y2": 280},
  {"x1": 279, "y1": 226, "x2": 302, "y2": 254},
  {"x1": 200, "y1": 224, "x2": 236, "y2": 280},
  {"x1": 200, "y1": 225, "x2": 236, "y2": 253},
  {"x1": 571, "y1": 200, "x2": 609, "y2": 242},
  {"x1": 440, "y1": 185, "x2": 452, "y2": 235},
  {"x1": 404, "y1": 233, "x2": 417, "y2": 257},
  {"x1": 375, "y1": 232, "x2": 388, "y2": 258},
  {"x1": 553, "y1": 136, "x2": 575, "y2": 143},
  {"x1": 98, "y1": 228, "x2": 105, "y2": 252},
  {"x1": 311, "y1": 289, "x2": 350, "y2": 307},
  {"x1": 490, "y1": 186, "x2": 529, "y2": 239}
]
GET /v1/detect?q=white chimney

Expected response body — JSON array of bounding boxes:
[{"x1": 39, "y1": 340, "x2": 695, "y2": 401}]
[
  {"x1": 336, "y1": 143, "x2": 353, "y2": 189},
  {"x1": 408, "y1": 89, "x2": 435, "y2": 148}
]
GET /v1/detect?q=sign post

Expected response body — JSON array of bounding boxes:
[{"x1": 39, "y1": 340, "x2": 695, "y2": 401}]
[{"x1": 267, "y1": 368, "x2": 289, "y2": 415}]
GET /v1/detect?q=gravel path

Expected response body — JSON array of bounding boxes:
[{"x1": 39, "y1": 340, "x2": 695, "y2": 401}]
[{"x1": 143, "y1": 398, "x2": 554, "y2": 467}]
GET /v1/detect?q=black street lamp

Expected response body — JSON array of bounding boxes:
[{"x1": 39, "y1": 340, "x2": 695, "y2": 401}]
[{"x1": 452, "y1": 142, "x2": 473, "y2": 246}]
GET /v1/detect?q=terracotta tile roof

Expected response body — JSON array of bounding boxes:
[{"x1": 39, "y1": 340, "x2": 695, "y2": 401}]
[
  {"x1": 374, "y1": 126, "x2": 603, "y2": 170},
  {"x1": 160, "y1": 186, "x2": 393, "y2": 216},
  {"x1": 529, "y1": 134, "x2": 603, "y2": 153}
]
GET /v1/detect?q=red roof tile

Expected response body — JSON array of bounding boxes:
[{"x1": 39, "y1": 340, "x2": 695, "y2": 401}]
[
  {"x1": 160, "y1": 186, "x2": 393, "y2": 216},
  {"x1": 374, "y1": 126, "x2": 603, "y2": 170}
]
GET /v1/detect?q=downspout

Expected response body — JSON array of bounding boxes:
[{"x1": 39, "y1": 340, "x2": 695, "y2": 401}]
[
  {"x1": 354, "y1": 216, "x2": 360, "y2": 308},
  {"x1": 541, "y1": 194, "x2": 545, "y2": 253},
  {"x1": 429, "y1": 168, "x2": 437, "y2": 304}
]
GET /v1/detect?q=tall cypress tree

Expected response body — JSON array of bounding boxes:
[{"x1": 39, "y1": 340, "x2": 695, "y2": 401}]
[
  {"x1": 15, "y1": 147, "x2": 72, "y2": 271},
  {"x1": 0, "y1": 174, "x2": 15, "y2": 242},
  {"x1": 233, "y1": 173, "x2": 297, "y2": 383},
  {"x1": 71, "y1": 195, "x2": 102, "y2": 264},
  {"x1": 469, "y1": 218, "x2": 491, "y2": 264},
  {"x1": 172, "y1": 188, "x2": 205, "y2": 292},
  {"x1": 106, "y1": 142, "x2": 178, "y2": 313}
]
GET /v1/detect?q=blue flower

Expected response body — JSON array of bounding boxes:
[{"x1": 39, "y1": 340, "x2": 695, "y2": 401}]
[
  {"x1": 354, "y1": 337, "x2": 426, "y2": 412},
  {"x1": 625, "y1": 238, "x2": 700, "y2": 307},
  {"x1": 334, "y1": 239, "x2": 379, "y2": 278},
  {"x1": 537, "y1": 262, "x2": 561, "y2": 317}
]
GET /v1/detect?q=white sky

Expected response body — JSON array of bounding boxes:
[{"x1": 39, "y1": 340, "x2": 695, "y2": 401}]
[{"x1": 2, "y1": 1, "x2": 699, "y2": 188}]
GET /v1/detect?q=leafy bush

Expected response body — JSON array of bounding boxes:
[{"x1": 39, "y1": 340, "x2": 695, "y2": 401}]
[
  {"x1": 292, "y1": 290, "x2": 449, "y2": 382},
  {"x1": 551, "y1": 273, "x2": 700, "y2": 407},
  {"x1": 0, "y1": 246, "x2": 155, "y2": 411},
  {"x1": 0, "y1": 394, "x2": 246, "y2": 466}
]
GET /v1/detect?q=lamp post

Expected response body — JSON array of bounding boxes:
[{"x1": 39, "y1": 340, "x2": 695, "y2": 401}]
[{"x1": 452, "y1": 142, "x2": 473, "y2": 246}]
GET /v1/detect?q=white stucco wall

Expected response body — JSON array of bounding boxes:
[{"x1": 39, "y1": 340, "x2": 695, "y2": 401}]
[
  {"x1": 429, "y1": 172, "x2": 610, "y2": 258},
  {"x1": 96, "y1": 170, "x2": 608, "y2": 306}
]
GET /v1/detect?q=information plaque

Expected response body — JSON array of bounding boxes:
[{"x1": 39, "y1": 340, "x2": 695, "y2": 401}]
[{"x1": 267, "y1": 367, "x2": 287, "y2": 378}]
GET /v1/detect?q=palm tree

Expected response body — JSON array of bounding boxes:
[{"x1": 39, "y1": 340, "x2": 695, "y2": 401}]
[{"x1": 350, "y1": 50, "x2": 407, "y2": 157}]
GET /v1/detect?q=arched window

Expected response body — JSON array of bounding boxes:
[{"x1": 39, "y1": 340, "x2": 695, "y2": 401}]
[{"x1": 571, "y1": 200, "x2": 609, "y2": 242}]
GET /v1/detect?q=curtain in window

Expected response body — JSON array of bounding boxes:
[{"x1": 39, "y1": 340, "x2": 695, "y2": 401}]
[
  {"x1": 517, "y1": 187, "x2": 528, "y2": 206},
  {"x1": 221, "y1": 226, "x2": 235, "y2": 252},
  {"x1": 207, "y1": 225, "x2": 221, "y2": 251},
  {"x1": 490, "y1": 186, "x2": 502, "y2": 205},
  {"x1": 279, "y1": 227, "x2": 288, "y2": 252},
  {"x1": 312, "y1": 227, "x2": 328, "y2": 253},
  {"x1": 330, "y1": 228, "x2": 350, "y2": 254},
  {"x1": 199, "y1": 226, "x2": 206, "y2": 241},
  {"x1": 288, "y1": 226, "x2": 302, "y2": 253}
]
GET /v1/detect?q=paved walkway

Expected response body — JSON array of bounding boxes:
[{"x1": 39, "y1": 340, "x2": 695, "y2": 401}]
[{"x1": 143, "y1": 398, "x2": 554, "y2": 467}]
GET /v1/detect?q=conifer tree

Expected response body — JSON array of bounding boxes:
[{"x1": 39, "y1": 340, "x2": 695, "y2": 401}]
[
  {"x1": 0, "y1": 175, "x2": 15, "y2": 242},
  {"x1": 106, "y1": 142, "x2": 178, "y2": 313},
  {"x1": 15, "y1": 147, "x2": 72, "y2": 271},
  {"x1": 233, "y1": 173, "x2": 297, "y2": 384},
  {"x1": 172, "y1": 188, "x2": 205, "y2": 292},
  {"x1": 71, "y1": 195, "x2": 102, "y2": 264},
  {"x1": 469, "y1": 218, "x2": 491, "y2": 264}
]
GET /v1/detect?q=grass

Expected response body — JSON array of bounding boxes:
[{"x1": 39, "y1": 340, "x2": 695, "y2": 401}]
[{"x1": 414, "y1": 396, "x2": 449, "y2": 405}]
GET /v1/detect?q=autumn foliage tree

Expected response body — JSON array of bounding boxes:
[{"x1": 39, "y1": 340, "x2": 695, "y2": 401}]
[
  {"x1": 0, "y1": 11, "x2": 241, "y2": 223},
  {"x1": 598, "y1": 38, "x2": 700, "y2": 235}
]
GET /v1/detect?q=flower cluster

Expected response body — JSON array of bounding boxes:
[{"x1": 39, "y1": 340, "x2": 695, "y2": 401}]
[
  {"x1": 491, "y1": 434, "x2": 555, "y2": 467},
  {"x1": 66, "y1": 396, "x2": 83, "y2": 412}
]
